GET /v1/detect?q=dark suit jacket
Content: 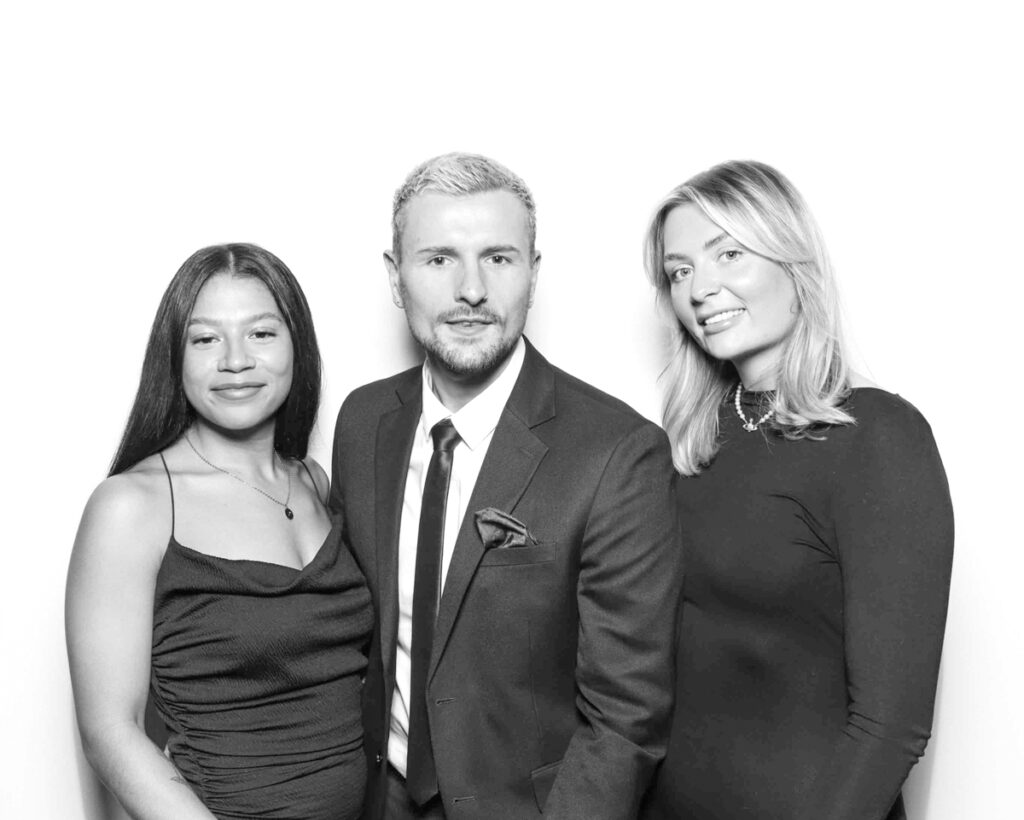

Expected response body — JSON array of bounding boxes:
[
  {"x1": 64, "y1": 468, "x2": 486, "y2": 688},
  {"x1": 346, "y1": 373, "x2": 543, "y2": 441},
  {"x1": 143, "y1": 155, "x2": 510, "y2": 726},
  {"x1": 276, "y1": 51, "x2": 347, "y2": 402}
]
[{"x1": 330, "y1": 341, "x2": 681, "y2": 820}]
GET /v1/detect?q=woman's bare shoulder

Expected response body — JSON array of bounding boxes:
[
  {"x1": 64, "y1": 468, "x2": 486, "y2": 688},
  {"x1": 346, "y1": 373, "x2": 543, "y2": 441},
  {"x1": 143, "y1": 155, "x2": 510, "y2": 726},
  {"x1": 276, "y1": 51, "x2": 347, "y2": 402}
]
[{"x1": 76, "y1": 454, "x2": 172, "y2": 560}]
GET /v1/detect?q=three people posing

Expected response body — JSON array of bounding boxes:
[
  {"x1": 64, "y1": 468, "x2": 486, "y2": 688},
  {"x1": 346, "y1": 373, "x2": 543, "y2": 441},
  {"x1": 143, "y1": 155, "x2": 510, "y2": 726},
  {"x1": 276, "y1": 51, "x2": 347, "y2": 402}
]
[{"x1": 67, "y1": 154, "x2": 953, "y2": 819}]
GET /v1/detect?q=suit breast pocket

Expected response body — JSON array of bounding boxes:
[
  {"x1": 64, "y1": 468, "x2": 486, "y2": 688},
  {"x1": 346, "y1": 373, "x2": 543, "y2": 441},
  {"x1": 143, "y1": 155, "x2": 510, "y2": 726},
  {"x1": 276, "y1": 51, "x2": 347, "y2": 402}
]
[{"x1": 478, "y1": 543, "x2": 555, "y2": 567}]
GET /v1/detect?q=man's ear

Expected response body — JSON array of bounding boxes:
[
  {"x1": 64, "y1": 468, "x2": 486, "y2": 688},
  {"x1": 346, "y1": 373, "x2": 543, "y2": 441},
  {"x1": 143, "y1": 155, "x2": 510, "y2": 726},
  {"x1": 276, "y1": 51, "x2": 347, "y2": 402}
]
[
  {"x1": 383, "y1": 250, "x2": 403, "y2": 308},
  {"x1": 528, "y1": 251, "x2": 542, "y2": 307}
]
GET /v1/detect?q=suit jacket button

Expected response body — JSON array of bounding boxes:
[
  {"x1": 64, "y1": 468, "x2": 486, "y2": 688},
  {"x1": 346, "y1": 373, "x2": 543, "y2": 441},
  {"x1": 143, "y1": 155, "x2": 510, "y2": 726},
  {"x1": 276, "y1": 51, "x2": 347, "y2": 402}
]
[{"x1": 375, "y1": 752, "x2": 384, "y2": 765}]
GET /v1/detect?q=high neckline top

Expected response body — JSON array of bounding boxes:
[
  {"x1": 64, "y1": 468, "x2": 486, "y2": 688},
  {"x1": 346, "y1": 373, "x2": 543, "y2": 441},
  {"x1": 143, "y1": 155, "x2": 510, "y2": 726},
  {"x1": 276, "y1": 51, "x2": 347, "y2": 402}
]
[{"x1": 642, "y1": 388, "x2": 954, "y2": 820}]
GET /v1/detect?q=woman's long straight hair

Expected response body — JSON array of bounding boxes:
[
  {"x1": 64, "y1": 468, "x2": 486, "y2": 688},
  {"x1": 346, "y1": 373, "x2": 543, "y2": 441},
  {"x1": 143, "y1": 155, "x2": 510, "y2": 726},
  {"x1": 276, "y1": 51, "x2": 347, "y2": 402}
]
[
  {"x1": 109, "y1": 243, "x2": 322, "y2": 475},
  {"x1": 644, "y1": 161, "x2": 853, "y2": 475}
]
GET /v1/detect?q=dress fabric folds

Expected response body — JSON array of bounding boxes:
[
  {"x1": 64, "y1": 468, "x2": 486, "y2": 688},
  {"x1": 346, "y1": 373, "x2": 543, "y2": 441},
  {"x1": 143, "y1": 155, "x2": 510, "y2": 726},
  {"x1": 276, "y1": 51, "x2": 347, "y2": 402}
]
[{"x1": 150, "y1": 520, "x2": 372, "y2": 820}]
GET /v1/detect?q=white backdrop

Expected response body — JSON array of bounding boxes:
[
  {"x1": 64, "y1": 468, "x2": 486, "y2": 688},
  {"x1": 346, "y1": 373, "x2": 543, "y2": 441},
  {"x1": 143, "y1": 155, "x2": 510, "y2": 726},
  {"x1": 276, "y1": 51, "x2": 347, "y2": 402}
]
[{"x1": 3, "y1": 2, "x2": 1020, "y2": 817}]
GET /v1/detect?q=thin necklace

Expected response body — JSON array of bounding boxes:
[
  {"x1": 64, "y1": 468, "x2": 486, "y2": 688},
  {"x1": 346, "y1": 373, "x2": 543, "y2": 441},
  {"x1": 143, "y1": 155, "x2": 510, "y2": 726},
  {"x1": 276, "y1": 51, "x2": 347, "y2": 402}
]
[
  {"x1": 185, "y1": 435, "x2": 294, "y2": 520},
  {"x1": 734, "y1": 383, "x2": 775, "y2": 432}
]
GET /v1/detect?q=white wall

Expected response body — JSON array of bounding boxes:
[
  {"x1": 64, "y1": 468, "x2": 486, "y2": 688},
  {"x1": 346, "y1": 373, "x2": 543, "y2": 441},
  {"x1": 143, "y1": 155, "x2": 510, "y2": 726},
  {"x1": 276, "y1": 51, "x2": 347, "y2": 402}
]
[{"x1": 3, "y1": 2, "x2": 1020, "y2": 817}]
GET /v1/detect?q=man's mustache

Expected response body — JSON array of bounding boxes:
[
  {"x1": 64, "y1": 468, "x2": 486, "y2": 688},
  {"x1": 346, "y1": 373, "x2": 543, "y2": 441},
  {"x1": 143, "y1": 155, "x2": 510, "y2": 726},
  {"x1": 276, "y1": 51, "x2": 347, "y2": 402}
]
[{"x1": 439, "y1": 308, "x2": 502, "y2": 324}]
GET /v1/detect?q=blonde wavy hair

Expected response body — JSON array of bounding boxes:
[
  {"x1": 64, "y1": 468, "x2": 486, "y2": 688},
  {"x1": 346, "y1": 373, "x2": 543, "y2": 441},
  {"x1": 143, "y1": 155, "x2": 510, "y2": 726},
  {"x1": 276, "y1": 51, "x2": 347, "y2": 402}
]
[{"x1": 644, "y1": 160, "x2": 854, "y2": 475}]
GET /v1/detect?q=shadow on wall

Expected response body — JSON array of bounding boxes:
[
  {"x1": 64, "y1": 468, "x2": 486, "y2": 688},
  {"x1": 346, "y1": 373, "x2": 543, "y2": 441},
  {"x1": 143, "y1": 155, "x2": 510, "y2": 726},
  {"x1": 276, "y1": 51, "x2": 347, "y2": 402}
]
[
  {"x1": 72, "y1": 696, "x2": 169, "y2": 819},
  {"x1": 902, "y1": 666, "x2": 944, "y2": 818}
]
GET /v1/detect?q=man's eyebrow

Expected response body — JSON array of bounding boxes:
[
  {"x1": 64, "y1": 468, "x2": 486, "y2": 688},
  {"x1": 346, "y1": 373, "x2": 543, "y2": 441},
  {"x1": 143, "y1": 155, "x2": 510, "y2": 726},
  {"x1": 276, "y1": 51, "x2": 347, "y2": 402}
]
[
  {"x1": 187, "y1": 312, "x2": 283, "y2": 326},
  {"x1": 414, "y1": 246, "x2": 458, "y2": 257},
  {"x1": 482, "y1": 245, "x2": 522, "y2": 256}
]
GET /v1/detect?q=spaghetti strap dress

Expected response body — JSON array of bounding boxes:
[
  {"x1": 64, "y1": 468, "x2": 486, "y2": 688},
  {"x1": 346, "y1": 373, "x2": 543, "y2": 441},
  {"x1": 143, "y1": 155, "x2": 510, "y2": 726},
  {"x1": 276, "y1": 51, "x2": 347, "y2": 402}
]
[{"x1": 150, "y1": 454, "x2": 373, "y2": 820}]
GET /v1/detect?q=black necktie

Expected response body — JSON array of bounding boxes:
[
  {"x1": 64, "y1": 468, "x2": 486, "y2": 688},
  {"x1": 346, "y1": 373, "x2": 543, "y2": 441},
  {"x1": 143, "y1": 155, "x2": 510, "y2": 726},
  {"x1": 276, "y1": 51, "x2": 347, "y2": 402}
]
[{"x1": 406, "y1": 418, "x2": 461, "y2": 805}]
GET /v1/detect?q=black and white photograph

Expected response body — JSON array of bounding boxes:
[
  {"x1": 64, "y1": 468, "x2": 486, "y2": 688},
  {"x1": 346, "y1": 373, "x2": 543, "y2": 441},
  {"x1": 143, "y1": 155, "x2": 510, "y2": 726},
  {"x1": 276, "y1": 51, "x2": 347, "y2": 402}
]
[{"x1": 3, "y1": 2, "x2": 1020, "y2": 818}]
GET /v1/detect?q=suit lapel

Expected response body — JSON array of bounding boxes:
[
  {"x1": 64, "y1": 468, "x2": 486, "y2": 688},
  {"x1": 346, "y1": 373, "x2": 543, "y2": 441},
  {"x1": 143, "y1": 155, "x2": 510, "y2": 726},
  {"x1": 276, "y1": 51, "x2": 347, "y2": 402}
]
[
  {"x1": 375, "y1": 374, "x2": 421, "y2": 689},
  {"x1": 428, "y1": 341, "x2": 555, "y2": 681}
]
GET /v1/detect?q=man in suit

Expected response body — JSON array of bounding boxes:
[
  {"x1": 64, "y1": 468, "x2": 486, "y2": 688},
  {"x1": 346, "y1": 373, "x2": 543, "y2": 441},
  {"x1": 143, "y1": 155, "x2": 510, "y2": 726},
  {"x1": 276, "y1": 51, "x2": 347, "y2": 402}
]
[{"x1": 330, "y1": 153, "x2": 681, "y2": 819}]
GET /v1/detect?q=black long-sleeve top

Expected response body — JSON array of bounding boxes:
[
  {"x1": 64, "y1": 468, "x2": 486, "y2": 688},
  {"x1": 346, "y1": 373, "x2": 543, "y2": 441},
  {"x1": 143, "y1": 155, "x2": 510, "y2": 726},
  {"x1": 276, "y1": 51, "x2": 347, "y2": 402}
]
[{"x1": 641, "y1": 388, "x2": 954, "y2": 820}]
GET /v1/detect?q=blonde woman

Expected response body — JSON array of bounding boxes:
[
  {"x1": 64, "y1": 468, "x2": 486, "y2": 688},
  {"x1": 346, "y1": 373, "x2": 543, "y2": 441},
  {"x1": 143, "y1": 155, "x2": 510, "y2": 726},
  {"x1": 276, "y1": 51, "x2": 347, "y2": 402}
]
[{"x1": 639, "y1": 162, "x2": 953, "y2": 820}]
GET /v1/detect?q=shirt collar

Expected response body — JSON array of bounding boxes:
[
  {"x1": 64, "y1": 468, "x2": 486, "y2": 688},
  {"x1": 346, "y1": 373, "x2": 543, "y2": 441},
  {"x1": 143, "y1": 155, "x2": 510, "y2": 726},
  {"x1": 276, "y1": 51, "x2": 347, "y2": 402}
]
[{"x1": 420, "y1": 337, "x2": 526, "y2": 451}]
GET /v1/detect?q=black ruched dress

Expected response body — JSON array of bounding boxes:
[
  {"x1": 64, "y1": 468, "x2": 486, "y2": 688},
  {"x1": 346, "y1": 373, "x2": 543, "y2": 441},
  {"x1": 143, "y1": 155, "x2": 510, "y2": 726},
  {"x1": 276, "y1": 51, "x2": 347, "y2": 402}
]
[
  {"x1": 150, "y1": 460, "x2": 373, "y2": 820},
  {"x1": 641, "y1": 388, "x2": 954, "y2": 820}
]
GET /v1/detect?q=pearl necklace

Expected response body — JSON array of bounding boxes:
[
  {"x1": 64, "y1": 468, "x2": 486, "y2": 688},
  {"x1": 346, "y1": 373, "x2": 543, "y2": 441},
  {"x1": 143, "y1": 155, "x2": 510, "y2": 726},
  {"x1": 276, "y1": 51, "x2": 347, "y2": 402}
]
[
  {"x1": 185, "y1": 435, "x2": 295, "y2": 520},
  {"x1": 734, "y1": 383, "x2": 775, "y2": 432}
]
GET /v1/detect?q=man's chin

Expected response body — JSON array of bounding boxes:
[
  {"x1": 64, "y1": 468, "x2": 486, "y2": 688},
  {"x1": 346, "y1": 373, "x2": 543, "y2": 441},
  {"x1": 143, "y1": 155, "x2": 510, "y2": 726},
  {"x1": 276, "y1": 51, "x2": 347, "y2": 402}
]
[{"x1": 427, "y1": 336, "x2": 519, "y2": 380}]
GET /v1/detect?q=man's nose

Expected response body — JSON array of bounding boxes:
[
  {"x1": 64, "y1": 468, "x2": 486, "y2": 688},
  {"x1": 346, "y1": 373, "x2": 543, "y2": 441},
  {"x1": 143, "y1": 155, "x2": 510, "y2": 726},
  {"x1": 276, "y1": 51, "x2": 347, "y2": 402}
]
[{"x1": 456, "y1": 261, "x2": 487, "y2": 305}]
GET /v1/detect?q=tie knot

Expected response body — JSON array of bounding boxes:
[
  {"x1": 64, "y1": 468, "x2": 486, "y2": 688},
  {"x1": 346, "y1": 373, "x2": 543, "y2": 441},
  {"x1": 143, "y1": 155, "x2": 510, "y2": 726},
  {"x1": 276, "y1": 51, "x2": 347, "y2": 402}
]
[{"x1": 430, "y1": 418, "x2": 461, "y2": 452}]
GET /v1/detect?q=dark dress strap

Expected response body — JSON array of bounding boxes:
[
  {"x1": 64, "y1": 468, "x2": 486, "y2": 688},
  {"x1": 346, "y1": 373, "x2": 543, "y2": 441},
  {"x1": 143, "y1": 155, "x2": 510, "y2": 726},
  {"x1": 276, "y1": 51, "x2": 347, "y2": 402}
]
[
  {"x1": 157, "y1": 452, "x2": 175, "y2": 537},
  {"x1": 298, "y1": 459, "x2": 324, "y2": 506}
]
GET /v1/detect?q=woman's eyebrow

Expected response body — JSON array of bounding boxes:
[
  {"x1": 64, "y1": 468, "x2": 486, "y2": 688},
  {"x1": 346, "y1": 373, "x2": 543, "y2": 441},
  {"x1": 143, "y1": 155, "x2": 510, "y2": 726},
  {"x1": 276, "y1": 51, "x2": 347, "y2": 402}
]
[
  {"x1": 187, "y1": 312, "x2": 283, "y2": 326},
  {"x1": 703, "y1": 232, "x2": 730, "y2": 251}
]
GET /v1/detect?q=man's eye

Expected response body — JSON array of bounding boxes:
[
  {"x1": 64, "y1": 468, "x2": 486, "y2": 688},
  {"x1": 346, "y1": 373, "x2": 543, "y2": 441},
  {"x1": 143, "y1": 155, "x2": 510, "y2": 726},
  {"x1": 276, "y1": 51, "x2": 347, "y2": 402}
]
[
  {"x1": 427, "y1": 256, "x2": 450, "y2": 266},
  {"x1": 487, "y1": 255, "x2": 510, "y2": 265}
]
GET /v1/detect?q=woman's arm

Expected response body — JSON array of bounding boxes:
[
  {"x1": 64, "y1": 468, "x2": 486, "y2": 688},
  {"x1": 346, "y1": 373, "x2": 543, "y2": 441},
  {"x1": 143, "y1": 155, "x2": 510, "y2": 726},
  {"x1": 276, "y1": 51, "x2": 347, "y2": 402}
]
[
  {"x1": 801, "y1": 395, "x2": 954, "y2": 819},
  {"x1": 66, "y1": 474, "x2": 216, "y2": 820}
]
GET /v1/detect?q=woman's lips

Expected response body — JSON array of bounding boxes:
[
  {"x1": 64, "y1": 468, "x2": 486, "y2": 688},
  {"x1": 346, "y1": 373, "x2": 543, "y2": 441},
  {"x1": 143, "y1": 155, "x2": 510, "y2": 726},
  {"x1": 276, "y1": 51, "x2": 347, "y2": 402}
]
[
  {"x1": 700, "y1": 308, "x2": 745, "y2": 334},
  {"x1": 211, "y1": 384, "x2": 264, "y2": 400}
]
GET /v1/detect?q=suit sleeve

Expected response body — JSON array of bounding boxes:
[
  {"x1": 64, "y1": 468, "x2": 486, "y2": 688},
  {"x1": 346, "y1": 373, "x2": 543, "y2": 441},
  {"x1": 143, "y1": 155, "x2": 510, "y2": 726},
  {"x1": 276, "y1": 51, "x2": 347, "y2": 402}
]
[
  {"x1": 799, "y1": 402, "x2": 954, "y2": 819},
  {"x1": 328, "y1": 398, "x2": 349, "y2": 519},
  {"x1": 543, "y1": 422, "x2": 683, "y2": 820}
]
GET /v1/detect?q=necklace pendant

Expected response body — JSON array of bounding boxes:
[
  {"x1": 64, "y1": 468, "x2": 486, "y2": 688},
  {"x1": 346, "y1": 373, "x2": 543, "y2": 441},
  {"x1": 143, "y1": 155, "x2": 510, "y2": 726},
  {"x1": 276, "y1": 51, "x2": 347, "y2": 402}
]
[
  {"x1": 743, "y1": 421, "x2": 757, "y2": 432},
  {"x1": 285, "y1": 507, "x2": 294, "y2": 520}
]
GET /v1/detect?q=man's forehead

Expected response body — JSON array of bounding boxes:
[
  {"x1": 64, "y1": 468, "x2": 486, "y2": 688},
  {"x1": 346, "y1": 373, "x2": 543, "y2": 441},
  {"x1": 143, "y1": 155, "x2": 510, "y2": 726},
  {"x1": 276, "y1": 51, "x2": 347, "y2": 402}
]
[{"x1": 401, "y1": 190, "x2": 531, "y2": 244}]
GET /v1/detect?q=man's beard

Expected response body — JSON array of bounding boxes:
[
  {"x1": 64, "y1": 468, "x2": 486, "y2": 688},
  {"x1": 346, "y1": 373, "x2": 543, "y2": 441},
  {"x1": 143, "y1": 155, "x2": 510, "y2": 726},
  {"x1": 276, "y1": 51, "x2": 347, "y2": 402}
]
[
  {"x1": 410, "y1": 309, "x2": 521, "y2": 379},
  {"x1": 422, "y1": 331, "x2": 520, "y2": 378}
]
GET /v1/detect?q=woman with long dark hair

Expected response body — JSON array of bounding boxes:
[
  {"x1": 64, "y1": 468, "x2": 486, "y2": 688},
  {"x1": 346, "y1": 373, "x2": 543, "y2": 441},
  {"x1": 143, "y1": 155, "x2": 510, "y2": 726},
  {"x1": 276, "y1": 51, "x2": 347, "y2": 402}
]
[
  {"x1": 66, "y1": 244, "x2": 370, "y2": 819},
  {"x1": 639, "y1": 162, "x2": 954, "y2": 820}
]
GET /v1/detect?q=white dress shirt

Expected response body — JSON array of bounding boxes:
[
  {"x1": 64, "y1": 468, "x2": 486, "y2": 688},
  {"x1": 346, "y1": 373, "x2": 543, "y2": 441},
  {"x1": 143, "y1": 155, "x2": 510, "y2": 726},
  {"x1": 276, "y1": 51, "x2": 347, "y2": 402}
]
[{"x1": 388, "y1": 338, "x2": 526, "y2": 775}]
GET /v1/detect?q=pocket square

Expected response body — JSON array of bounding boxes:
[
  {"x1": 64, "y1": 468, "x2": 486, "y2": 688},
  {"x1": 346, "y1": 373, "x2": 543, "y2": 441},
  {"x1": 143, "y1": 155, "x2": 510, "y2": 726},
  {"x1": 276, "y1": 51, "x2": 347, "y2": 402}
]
[{"x1": 474, "y1": 507, "x2": 539, "y2": 550}]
